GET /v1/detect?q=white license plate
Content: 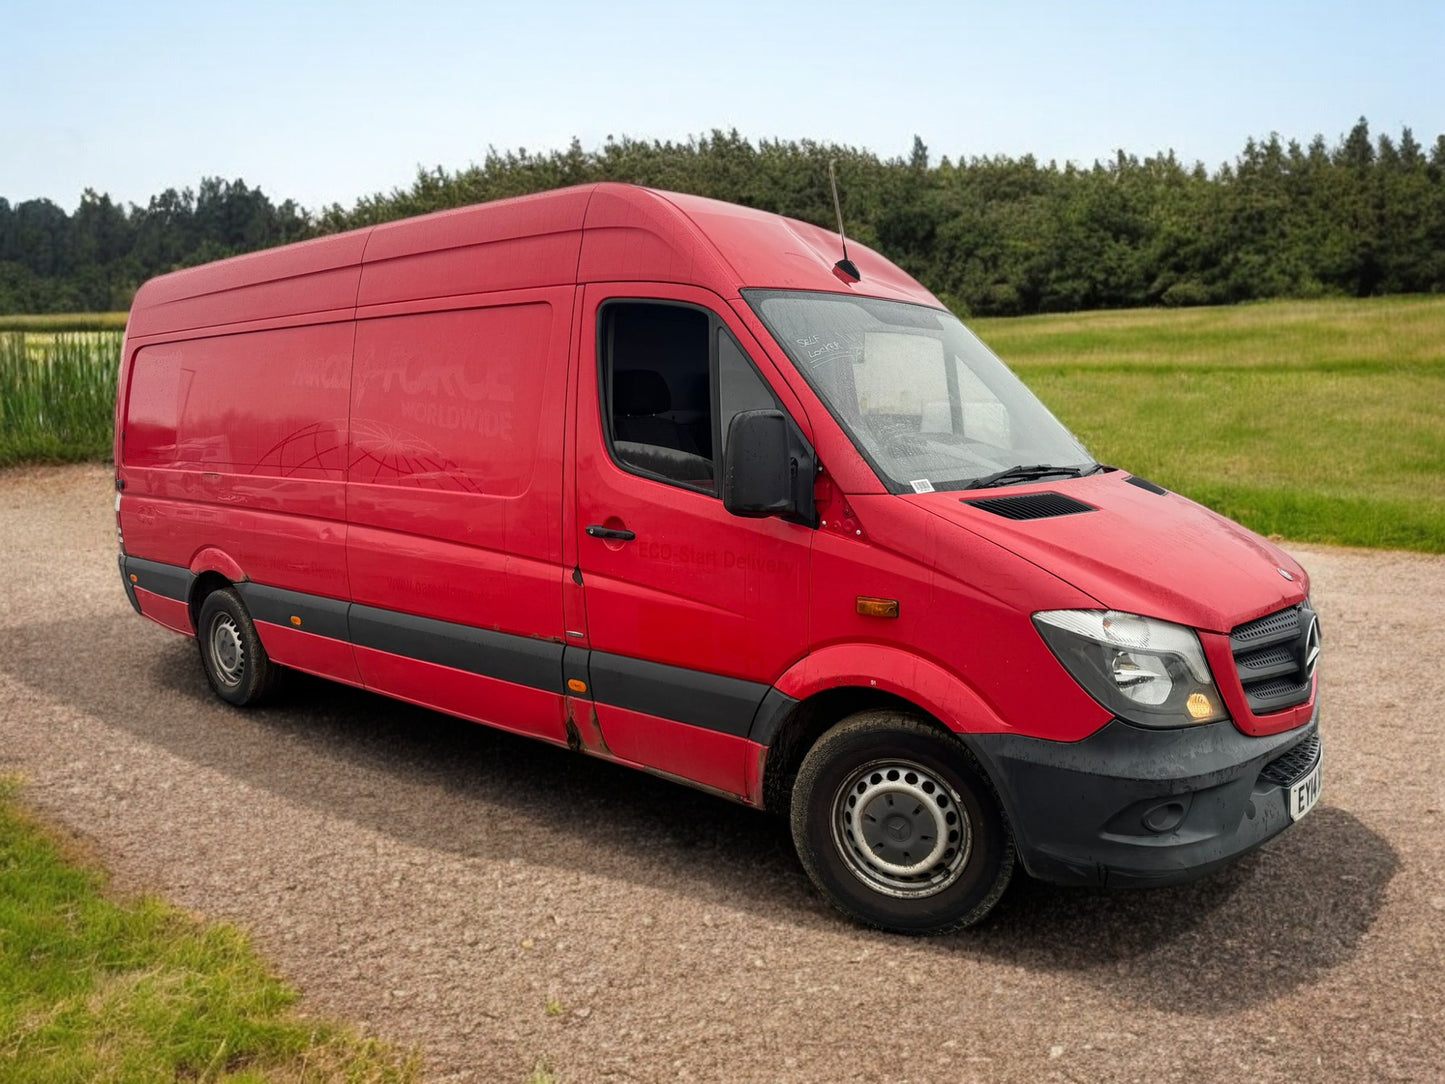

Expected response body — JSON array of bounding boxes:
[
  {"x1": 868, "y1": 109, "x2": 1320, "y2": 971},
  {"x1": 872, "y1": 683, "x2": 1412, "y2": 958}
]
[{"x1": 1288, "y1": 756, "x2": 1323, "y2": 821}]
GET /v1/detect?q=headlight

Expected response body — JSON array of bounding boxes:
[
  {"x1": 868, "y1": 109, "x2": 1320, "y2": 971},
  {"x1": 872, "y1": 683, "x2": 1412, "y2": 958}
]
[{"x1": 1033, "y1": 610, "x2": 1229, "y2": 728}]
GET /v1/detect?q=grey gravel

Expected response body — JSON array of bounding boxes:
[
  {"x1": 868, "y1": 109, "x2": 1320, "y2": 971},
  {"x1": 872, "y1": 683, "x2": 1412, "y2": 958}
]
[{"x1": 1, "y1": 463, "x2": 1442, "y2": 1082}]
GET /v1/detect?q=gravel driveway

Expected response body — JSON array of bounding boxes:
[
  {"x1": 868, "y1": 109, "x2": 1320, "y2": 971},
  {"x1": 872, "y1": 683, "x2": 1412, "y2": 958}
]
[{"x1": 2, "y1": 464, "x2": 1442, "y2": 1082}]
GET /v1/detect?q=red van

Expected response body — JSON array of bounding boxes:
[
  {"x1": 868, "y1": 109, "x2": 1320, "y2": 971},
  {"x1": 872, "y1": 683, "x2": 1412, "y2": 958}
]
[{"x1": 115, "y1": 183, "x2": 1322, "y2": 933}]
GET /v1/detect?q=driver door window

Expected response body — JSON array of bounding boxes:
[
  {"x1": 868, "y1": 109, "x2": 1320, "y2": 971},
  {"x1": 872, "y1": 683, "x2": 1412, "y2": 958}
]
[{"x1": 600, "y1": 301, "x2": 780, "y2": 493}]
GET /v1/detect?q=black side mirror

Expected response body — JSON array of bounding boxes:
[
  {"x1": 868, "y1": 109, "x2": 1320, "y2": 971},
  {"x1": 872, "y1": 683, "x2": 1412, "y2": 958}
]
[{"x1": 722, "y1": 410, "x2": 818, "y2": 526}]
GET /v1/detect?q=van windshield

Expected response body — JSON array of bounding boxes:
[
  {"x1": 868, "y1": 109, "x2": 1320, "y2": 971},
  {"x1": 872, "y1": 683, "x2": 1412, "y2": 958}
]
[{"x1": 744, "y1": 290, "x2": 1095, "y2": 493}]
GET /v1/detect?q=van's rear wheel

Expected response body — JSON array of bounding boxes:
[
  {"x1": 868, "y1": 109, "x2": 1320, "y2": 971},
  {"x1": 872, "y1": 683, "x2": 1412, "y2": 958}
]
[
  {"x1": 791, "y1": 712, "x2": 1014, "y2": 934},
  {"x1": 197, "y1": 587, "x2": 278, "y2": 706}
]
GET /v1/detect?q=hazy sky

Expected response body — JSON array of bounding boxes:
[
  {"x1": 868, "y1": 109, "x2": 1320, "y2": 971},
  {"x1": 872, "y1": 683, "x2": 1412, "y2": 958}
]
[{"x1": 5, "y1": 0, "x2": 1441, "y2": 213}]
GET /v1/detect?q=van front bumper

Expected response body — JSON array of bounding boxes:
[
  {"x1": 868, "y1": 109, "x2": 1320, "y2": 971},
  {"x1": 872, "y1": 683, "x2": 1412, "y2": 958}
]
[{"x1": 967, "y1": 705, "x2": 1321, "y2": 888}]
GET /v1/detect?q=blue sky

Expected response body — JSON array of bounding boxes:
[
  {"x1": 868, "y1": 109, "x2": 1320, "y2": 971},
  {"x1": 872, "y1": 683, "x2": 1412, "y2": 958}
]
[{"x1": 4, "y1": 0, "x2": 1441, "y2": 212}]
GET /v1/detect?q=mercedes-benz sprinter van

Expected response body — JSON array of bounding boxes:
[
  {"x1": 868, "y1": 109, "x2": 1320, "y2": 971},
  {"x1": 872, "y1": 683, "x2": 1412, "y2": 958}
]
[{"x1": 115, "y1": 184, "x2": 1323, "y2": 932}]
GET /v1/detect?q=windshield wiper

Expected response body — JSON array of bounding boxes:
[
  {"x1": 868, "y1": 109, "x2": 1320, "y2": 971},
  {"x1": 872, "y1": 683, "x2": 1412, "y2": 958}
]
[{"x1": 967, "y1": 463, "x2": 1098, "y2": 490}]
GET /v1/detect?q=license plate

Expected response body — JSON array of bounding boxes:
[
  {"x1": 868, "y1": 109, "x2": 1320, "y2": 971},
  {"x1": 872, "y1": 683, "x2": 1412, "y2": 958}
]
[{"x1": 1288, "y1": 755, "x2": 1323, "y2": 821}]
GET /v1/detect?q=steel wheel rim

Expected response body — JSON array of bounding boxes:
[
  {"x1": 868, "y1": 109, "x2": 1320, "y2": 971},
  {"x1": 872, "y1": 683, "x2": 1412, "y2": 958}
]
[
  {"x1": 831, "y1": 758, "x2": 972, "y2": 899},
  {"x1": 208, "y1": 613, "x2": 245, "y2": 687}
]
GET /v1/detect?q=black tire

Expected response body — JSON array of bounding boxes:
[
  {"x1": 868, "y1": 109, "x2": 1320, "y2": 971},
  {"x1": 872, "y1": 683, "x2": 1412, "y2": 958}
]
[
  {"x1": 196, "y1": 587, "x2": 279, "y2": 706},
  {"x1": 790, "y1": 711, "x2": 1014, "y2": 934}
]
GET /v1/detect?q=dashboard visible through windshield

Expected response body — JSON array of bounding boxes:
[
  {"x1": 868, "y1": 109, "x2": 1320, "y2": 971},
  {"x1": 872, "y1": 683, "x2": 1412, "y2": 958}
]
[{"x1": 745, "y1": 290, "x2": 1095, "y2": 493}]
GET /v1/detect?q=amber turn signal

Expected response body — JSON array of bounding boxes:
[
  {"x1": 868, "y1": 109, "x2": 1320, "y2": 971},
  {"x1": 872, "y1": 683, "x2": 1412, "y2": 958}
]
[
  {"x1": 856, "y1": 597, "x2": 900, "y2": 619},
  {"x1": 290, "y1": 615, "x2": 303, "y2": 627},
  {"x1": 567, "y1": 678, "x2": 588, "y2": 694}
]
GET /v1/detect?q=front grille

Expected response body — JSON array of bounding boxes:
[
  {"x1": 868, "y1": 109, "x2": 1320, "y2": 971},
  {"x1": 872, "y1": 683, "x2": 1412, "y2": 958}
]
[
  {"x1": 1232, "y1": 607, "x2": 1302, "y2": 646},
  {"x1": 962, "y1": 492, "x2": 1096, "y2": 520},
  {"x1": 1248, "y1": 676, "x2": 1313, "y2": 702},
  {"x1": 1259, "y1": 731, "x2": 1321, "y2": 787},
  {"x1": 1238, "y1": 645, "x2": 1296, "y2": 676},
  {"x1": 1231, "y1": 602, "x2": 1319, "y2": 715}
]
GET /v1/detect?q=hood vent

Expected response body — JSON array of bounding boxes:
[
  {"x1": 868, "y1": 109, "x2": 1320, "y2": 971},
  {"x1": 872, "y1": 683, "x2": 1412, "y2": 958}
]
[
  {"x1": 962, "y1": 492, "x2": 1096, "y2": 521},
  {"x1": 1124, "y1": 475, "x2": 1168, "y2": 495}
]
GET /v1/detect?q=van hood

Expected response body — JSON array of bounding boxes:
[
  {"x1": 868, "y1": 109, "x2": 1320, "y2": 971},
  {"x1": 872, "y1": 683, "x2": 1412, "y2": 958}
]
[{"x1": 908, "y1": 472, "x2": 1308, "y2": 633}]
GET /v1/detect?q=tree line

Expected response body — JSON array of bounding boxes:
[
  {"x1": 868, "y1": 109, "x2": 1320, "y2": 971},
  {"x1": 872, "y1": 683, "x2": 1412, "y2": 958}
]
[
  {"x1": 0, "y1": 179, "x2": 310, "y2": 313},
  {"x1": 4, "y1": 119, "x2": 1444, "y2": 317}
]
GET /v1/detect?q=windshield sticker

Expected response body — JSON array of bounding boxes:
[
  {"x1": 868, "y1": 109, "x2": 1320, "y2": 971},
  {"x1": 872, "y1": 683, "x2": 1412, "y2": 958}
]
[{"x1": 910, "y1": 479, "x2": 935, "y2": 493}]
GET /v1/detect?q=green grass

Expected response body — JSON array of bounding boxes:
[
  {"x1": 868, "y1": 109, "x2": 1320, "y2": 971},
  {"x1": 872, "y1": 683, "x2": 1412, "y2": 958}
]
[
  {"x1": 0, "y1": 312, "x2": 128, "y2": 333},
  {"x1": 0, "y1": 777, "x2": 418, "y2": 1082},
  {"x1": 0, "y1": 331, "x2": 122, "y2": 465},
  {"x1": 972, "y1": 296, "x2": 1445, "y2": 553},
  {"x1": 971, "y1": 295, "x2": 1445, "y2": 372}
]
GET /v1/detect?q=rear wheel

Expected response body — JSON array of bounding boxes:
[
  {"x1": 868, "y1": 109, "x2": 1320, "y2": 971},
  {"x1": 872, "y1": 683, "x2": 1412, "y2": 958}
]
[
  {"x1": 791, "y1": 711, "x2": 1014, "y2": 934},
  {"x1": 196, "y1": 587, "x2": 279, "y2": 706}
]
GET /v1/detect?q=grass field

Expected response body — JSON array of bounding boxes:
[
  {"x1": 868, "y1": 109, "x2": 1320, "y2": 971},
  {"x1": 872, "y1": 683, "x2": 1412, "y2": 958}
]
[
  {"x1": 974, "y1": 295, "x2": 1445, "y2": 553},
  {"x1": 0, "y1": 778, "x2": 418, "y2": 1081},
  {"x1": 0, "y1": 312, "x2": 127, "y2": 333}
]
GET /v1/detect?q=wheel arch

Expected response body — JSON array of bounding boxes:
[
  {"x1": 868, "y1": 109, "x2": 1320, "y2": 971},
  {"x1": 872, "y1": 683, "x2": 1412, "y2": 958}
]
[
  {"x1": 186, "y1": 548, "x2": 247, "y2": 630},
  {"x1": 759, "y1": 643, "x2": 1011, "y2": 814},
  {"x1": 188, "y1": 570, "x2": 234, "y2": 631},
  {"x1": 762, "y1": 685, "x2": 931, "y2": 812}
]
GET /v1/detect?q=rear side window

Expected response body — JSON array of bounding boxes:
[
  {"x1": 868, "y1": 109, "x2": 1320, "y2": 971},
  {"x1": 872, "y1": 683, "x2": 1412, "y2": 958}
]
[{"x1": 599, "y1": 301, "x2": 780, "y2": 495}]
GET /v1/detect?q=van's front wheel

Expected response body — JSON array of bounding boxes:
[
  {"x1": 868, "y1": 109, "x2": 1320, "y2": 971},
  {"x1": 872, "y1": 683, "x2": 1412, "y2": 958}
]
[
  {"x1": 197, "y1": 587, "x2": 278, "y2": 706},
  {"x1": 791, "y1": 712, "x2": 1014, "y2": 934}
]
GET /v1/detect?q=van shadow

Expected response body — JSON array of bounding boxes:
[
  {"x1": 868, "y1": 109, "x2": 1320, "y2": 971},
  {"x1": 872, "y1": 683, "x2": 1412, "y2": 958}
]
[
  {"x1": 4, "y1": 613, "x2": 1399, "y2": 1016},
  {"x1": 949, "y1": 803, "x2": 1397, "y2": 1013}
]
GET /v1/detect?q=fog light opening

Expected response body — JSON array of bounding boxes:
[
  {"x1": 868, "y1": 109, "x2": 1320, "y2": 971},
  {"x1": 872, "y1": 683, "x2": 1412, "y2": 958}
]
[{"x1": 1141, "y1": 801, "x2": 1187, "y2": 834}]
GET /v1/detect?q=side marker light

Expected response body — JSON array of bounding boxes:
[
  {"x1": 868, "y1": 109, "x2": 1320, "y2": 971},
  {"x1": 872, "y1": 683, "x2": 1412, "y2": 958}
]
[
  {"x1": 290, "y1": 616, "x2": 302, "y2": 627},
  {"x1": 856, "y1": 597, "x2": 900, "y2": 619},
  {"x1": 129, "y1": 574, "x2": 138, "y2": 583},
  {"x1": 567, "y1": 679, "x2": 588, "y2": 694}
]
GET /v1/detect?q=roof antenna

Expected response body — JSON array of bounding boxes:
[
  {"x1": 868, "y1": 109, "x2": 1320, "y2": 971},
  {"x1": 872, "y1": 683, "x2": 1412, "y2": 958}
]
[{"x1": 828, "y1": 159, "x2": 861, "y2": 284}]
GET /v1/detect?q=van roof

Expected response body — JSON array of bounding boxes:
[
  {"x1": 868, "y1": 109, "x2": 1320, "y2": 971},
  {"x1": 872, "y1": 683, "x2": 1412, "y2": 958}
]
[{"x1": 126, "y1": 183, "x2": 940, "y2": 339}]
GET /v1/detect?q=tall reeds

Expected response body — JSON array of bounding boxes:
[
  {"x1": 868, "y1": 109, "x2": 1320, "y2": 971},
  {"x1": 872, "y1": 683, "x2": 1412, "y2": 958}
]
[{"x1": 0, "y1": 331, "x2": 122, "y2": 464}]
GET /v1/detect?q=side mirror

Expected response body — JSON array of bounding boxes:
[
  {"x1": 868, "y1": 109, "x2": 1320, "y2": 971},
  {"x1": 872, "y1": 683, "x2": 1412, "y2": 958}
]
[{"x1": 722, "y1": 410, "x2": 818, "y2": 526}]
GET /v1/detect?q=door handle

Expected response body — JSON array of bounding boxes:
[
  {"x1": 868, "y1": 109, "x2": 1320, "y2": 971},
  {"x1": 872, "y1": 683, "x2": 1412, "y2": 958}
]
[{"x1": 586, "y1": 525, "x2": 636, "y2": 541}]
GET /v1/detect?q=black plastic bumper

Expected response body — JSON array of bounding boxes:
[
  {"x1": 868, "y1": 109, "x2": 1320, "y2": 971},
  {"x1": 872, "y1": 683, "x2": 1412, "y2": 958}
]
[
  {"x1": 119, "y1": 553, "x2": 142, "y2": 614},
  {"x1": 967, "y1": 705, "x2": 1321, "y2": 887}
]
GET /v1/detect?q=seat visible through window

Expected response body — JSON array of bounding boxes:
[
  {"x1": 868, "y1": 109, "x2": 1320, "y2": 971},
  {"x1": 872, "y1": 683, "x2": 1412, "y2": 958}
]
[
  {"x1": 613, "y1": 369, "x2": 687, "y2": 451},
  {"x1": 604, "y1": 303, "x2": 715, "y2": 489}
]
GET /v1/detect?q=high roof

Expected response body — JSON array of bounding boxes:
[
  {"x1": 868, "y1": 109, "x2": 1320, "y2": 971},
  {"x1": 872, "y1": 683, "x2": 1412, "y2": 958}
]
[
  {"x1": 127, "y1": 184, "x2": 939, "y2": 339},
  {"x1": 579, "y1": 184, "x2": 938, "y2": 306}
]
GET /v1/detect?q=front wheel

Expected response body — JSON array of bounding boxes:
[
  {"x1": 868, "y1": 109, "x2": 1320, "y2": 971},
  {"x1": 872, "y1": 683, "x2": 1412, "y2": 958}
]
[
  {"x1": 196, "y1": 587, "x2": 279, "y2": 706},
  {"x1": 791, "y1": 712, "x2": 1014, "y2": 934}
]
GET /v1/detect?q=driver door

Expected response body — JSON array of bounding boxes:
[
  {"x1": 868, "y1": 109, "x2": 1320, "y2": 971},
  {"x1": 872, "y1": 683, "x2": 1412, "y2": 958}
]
[{"x1": 571, "y1": 283, "x2": 814, "y2": 796}]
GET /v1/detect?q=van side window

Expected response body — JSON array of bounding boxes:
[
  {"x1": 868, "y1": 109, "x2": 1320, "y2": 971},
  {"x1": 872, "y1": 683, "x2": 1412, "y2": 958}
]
[
  {"x1": 600, "y1": 302, "x2": 784, "y2": 494},
  {"x1": 598, "y1": 302, "x2": 709, "y2": 491}
]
